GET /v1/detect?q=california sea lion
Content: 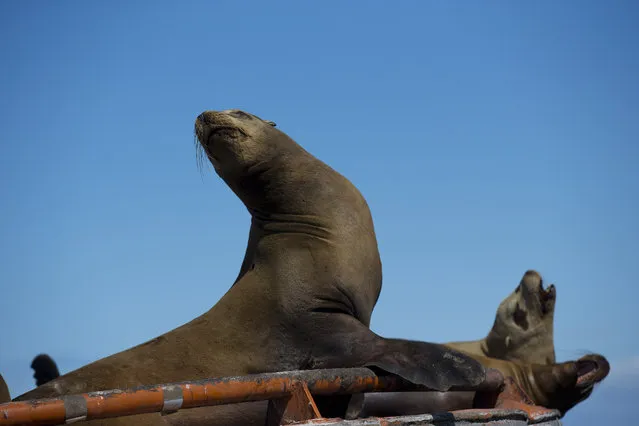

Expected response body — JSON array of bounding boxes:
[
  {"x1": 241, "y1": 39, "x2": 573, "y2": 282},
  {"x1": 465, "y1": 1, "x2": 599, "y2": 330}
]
[
  {"x1": 357, "y1": 271, "x2": 609, "y2": 418},
  {"x1": 443, "y1": 270, "x2": 609, "y2": 415},
  {"x1": 31, "y1": 354, "x2": 60, "y2": 386},
  {"x1": 446, "y1": 270, "x2": 556, "y2": 365},
  {"x1": 13, "y1": 109, "x2": 486, "y2": 425},
  {"x1": 0, "y1": 373, "x2": 9, "y2": 403},
  {"x1": 359, "y1": 269, "x2": 558, "y2": 416},
  {"x1": 357, "y1": 353, "x2": 609, "y2": 418}
]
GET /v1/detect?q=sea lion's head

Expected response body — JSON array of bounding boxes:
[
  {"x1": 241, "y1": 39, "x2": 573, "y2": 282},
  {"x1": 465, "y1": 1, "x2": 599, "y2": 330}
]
[
  {"x1": 194, "y1": 109, "x2": 280, "y2": 175},
  {"x1": 31, "y1": 354, "x2": 60, "y2": 387},
  {"x1": 486, "y1": 270, "x2": 556, "y2": 364},
  {"x1": 529, "y1": 353, "x2": 610, "y2": 416},
  {"x1": 195, "y1": 109, "x2": 310, "y2": 210}
]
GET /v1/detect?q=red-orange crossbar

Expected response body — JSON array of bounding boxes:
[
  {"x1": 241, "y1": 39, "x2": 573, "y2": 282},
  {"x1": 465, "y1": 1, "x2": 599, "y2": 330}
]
[{"x1": 0, "y1": 368, "x2": 505, "y2": 425}]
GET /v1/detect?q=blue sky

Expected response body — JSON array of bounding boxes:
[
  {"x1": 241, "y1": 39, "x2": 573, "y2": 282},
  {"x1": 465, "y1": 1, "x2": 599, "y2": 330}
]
[{"x1": 0, "y1": 1, "x2": 637, "y2": 424}]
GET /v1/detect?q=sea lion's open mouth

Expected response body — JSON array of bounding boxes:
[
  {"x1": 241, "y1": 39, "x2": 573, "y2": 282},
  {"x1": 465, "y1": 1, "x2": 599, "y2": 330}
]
[{"x1": 538, "y1": 279, "x2": 555, "y2": 314}]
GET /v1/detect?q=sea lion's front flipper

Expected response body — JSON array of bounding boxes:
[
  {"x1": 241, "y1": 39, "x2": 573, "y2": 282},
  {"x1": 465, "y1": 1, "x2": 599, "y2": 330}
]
[
  {"x1": 365, "y1": 337, "x2": 487, "y2": 391},
  {"x1": 307, "y1": 313, "x2": 487, "y2": 392}
]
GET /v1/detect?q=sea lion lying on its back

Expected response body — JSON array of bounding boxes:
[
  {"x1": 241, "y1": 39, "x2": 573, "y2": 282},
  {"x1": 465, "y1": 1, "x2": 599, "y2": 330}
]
[
  {"x1": 13, "y1": 109, "x2": 487, "y2": 425},
  {"x1": 444, "y1": 270, "x2": 609, "y2": 415},
  {"x1": 356, "y1": 271, "x2": 609, "y2": 418}
]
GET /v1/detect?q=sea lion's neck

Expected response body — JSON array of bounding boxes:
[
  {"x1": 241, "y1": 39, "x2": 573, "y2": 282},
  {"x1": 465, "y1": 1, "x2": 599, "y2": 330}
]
[
  {"x1": 229, "y1": 156, "x2": 363, "y2": 238},
  {"x1": 248, "y1": 210, "x2": 335, "y2": 241},
  {"x1": 483, "y1": 324, "x2": 555, "y2": 364},
  {"x1": 446, "y1": 325, "x2": 555, "y2": 365},
  {"x1": 482, "y1": 329, "x2": 509, "y2": 358}
]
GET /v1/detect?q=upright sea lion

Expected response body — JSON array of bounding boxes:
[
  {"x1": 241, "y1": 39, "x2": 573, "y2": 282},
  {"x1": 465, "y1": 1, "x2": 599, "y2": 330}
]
[
  {"x1": 446, "y1": 270, "x2": 556, "y2": 365},
  {"x1": 13, "y1": 109, "x2": 487, "y2": 425},
  {"x1": 31, "y1": 354, "x2": 60, "y2": 386},
  {"x1": 0, "y1": 373, "x2": 10, "y2": 403}
]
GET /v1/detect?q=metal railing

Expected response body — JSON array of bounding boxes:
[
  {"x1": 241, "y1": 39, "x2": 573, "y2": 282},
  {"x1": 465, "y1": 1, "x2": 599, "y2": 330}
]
[{"x1": 0, "y1": 368, "x2": 562, "y2": 425}]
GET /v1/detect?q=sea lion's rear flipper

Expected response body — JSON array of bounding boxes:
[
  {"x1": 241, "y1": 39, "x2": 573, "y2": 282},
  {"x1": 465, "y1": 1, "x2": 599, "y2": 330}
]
[
  {"x1": 308, "y1": 314, "x2": 487, "y2": 392},
  {"x1": 531, "y1": 353, "x2": 610, "y2": 416}
]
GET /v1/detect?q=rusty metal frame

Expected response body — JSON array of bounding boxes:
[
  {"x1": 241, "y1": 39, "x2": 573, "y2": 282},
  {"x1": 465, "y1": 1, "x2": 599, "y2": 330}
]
[{"x1": 0, "y1": 367, "x2": 561, "y2": 426}]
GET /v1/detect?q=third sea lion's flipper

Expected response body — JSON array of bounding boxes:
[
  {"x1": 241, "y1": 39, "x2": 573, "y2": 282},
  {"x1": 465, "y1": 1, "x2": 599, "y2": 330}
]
[{"x1": 530, "y1": 353, "x2": 610, "y2": 415}]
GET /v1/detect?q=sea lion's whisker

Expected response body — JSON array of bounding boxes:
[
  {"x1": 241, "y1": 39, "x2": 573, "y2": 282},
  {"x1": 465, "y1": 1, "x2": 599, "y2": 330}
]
[{"x1": 194, "y1": 133, "x2": 211, "y2": 178}]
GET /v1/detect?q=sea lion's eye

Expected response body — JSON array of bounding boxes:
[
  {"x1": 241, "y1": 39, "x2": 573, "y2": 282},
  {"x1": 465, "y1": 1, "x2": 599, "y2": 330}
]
[
  {"x1": 265, "y1": 120, "x2": 277, "y2": 127},
  {"x1": 211, "y1": 127, "x2": 241, "y2": 140}
]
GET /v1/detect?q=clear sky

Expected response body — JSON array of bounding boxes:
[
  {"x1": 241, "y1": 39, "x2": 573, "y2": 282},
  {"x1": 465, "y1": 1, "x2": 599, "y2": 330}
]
[{"x1": 1, "y1": 1, "x2": 637, "y2": 424}]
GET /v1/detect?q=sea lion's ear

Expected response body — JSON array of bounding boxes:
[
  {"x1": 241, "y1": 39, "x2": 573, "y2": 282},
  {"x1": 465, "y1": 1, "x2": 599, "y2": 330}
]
[{"x1": 265, "y1": 120, "x2": 277, "y2": 127}]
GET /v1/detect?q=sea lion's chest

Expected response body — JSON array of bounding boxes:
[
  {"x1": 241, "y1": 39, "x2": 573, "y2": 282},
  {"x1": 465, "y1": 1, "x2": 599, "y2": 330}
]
[{"x1": 252, "y1": 230, "x2": 381, "y2": 326}]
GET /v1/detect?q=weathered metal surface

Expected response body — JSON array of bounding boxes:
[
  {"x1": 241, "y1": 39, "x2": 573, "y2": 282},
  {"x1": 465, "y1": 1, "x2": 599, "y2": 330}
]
[
  {"x1": 286, "y1": 374, "x2": 563, "y2": 425},
  {"x1": 289, "y1": 408, "x2": 562, "y2": 425},
  {"x1": 491, "y1": 377, "x2": 562, "y2": 424},
  {"x1": 0, "y1": 368, "x2": 503, "y2": 425},
  {"x1": 0, "y1": 367, "x2": 560, "y2": 426},
  {"x1": 267, "y1": 382, "x2": 322, "y2": 425}
]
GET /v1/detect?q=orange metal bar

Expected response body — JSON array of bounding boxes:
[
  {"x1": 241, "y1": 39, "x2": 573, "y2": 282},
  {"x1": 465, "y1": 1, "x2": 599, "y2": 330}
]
[
  {"x1": 0, "y1": 367, "x2": 504, "y2": 426},
  {"x1": 0, "y1": 376, "x2": 293, "y2": 425}
]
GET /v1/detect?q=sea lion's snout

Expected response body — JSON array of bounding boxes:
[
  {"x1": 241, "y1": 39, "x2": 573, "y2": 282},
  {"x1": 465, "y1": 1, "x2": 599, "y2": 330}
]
[
  {"x1": 194, "y1": 109, "x2": 280, "y2": 181},
  {"x1": 194, "y1": 111, "x2": 221, "y2": 144},
  {"x1": 519, "y1": 270, "x2": 542, "y2": 291},
  {"x1": 194, "y1": 110, "x2": 246, "y2": 145},
  {"x1": 194, "y1": 111, "x2": 238, "y2": 159},
  {"x1": 517, "y1": 270, "x2": 555, "y2": 315},
  {"x1": 195, "y1": 115, "x2": 210, "y2": 147},
  {"x1": 523, "y1": 270, "x2": 541, "y2": 279}
]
